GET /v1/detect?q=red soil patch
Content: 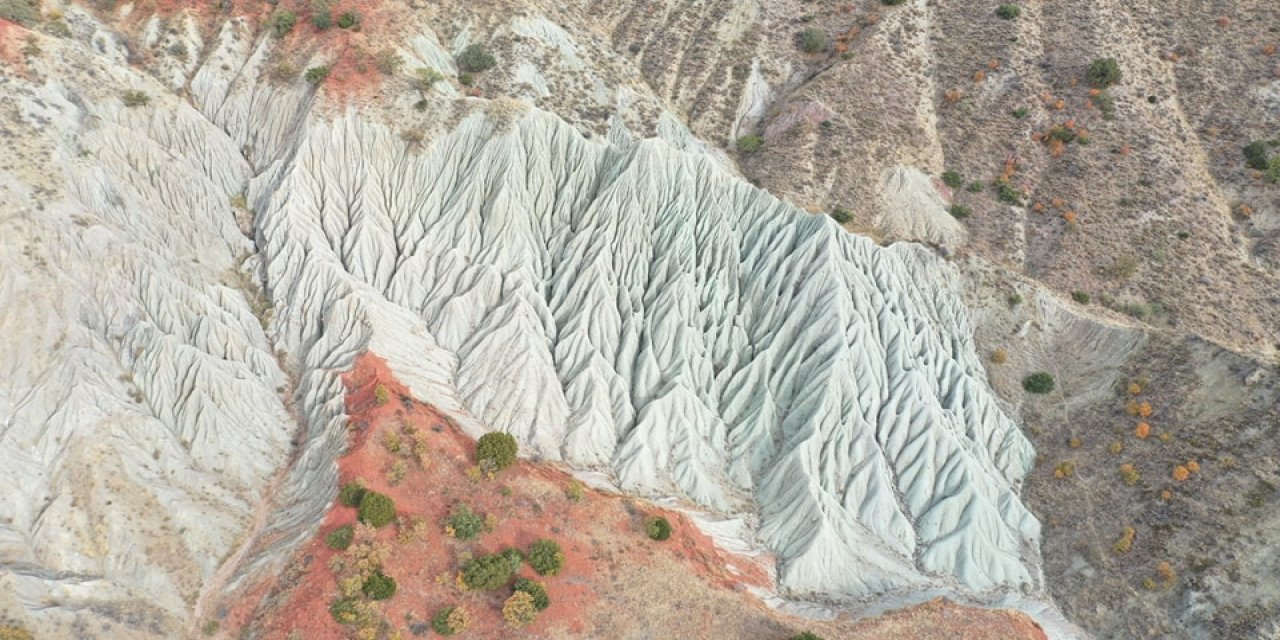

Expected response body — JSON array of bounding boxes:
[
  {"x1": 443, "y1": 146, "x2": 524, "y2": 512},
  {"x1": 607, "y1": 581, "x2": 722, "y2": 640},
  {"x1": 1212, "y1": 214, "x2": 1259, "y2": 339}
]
[
  {"x1": 226, "y1": 352, "x2": 1048, "y2": 640},
  {"x1": 0, "y1": 19, "x2": 29, "y2": 68}
]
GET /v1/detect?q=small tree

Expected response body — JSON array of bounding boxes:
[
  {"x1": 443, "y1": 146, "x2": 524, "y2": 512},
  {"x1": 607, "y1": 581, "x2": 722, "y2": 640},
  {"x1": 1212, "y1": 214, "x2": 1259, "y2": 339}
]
[
  {"x1": 457, "y1": 44, "x2": 497, "y2": 72},
  {"x1": 645, "y1": 516, "x2": 672, "y2": 541},
  {"x1": 527, "y1": 539, "x2": 565, "y2": 576},
  {"x1": 358, "y1": 492, "x2": 396, "y2": 528},
  {"x1": 513, "y1": 578, "x2": 550, "y2": 611},
  {"x1": 736, "y1": 135, "x2": 764, "y2": 153},
  {"x1": 304, "y1": 66, "x2": 331, "y2": 85},
  {"x1": 326, "y1": 525, "x2": 355, "y2": 550},
  {"x1": 431, "y1": 606, "x2": 469, "y2": 636},
  {"x1": 362, "y1": 571, "x2": 396, "y2": 600},
  {"x1": 446, "y1": 504, "x2": 487, "y2": 540},
  {"x1": 995, "y1": 4, "x2": 1021, "y2": 20},
  {"x1": 797, "y1": 28, "x2": 828, "y2": 54},
  {"x1": 502, "y1": 591, "x2": 538, "y2": 628},
  {"x1": 1022, "y1": 372, "x2": 1056, "y2": 394},
  {"x1": 476, "y1": 432, "x2": 518, "y2": 471},
  {"x1": 1086, "y1": 57, "x2": 1121, "y2": 88},
  {"x1": 269, "y1": 10, "x2": 297, "y2": 37}
]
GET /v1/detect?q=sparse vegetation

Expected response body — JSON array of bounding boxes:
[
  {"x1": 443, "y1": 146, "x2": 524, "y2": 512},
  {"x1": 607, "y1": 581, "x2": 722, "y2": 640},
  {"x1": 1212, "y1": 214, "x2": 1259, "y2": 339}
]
[
  {"x1": 966, "y1": 181, "x2": 984, "y2": 193},
  {"x1": 1113, "y1": 526, "x2": 1136, "y2": 553},
  {"x1": 566, "y1": 479, "x2": 585, "y2": 501},
  {"x1": 1120, "y1": 463, "x2": 1140, "y2": 486},
  {"x1": 326, "y1": 524, "x2": 355, "y2": 550},
  {"x1": 304, "y1": 66, "x2": 331, "y2": 85},
  {"x1": 476, "y1": 431, "x2": 518, "y2": 472},
  {"x1": 122, "y1": 90, "x2": 151, "y2": 108},
  {"x1": 0, "y1": 0, "x2": 40, "y2": 25},
  {"x1": 268, "y1": 10, "x2": 297, "y2": 37},
  {"x1": 798, "y1": 28, "x2": 828, "y2": 53},
  {"x1": 736, "y1": 134, "x2": 764, "y2": 153},
  {"x1": 431, "y1": 606, "x2": 469, "y2": 636},
  {"x1": 1086, "y1": 57, "x2": 1122, "y2": 88},
  {"x1": 513, "y1": 578, "x2": 550, "y2": 611},
  {"x1": 527, "y1": 538, "x2": 565, "y2": 576},
  {"x1": 1095, "y1": 91, "x2": 1116, "y2": 120},
  {"x1": 996, "y1": 183, "x2": 1024, "y2": 206},
  {"x1": 374, "y1": 48, "x2": 403, "y2": 75},
  {"x1": 362, "y1": 571, "x2": 396, "y2": 600},
  {"x1": 457, "y1": 43, "x2": 497, "y2": 72},
  {"x1": 373, "y1": 384, "x2": 390, "y2": 406},
  {"x1": 1022, "y1": 372, "x2": 1055, "y2": 394},
  {"x1": 412, "y1": 67, "x2": 445, "y2": 92},
  {"x1": 646, "y1": 516, "x2": 672, "y2": 541},
  {"x1": 445, "y1": 504, "x2": 487, "y2": 540},
  {"x1": 996, "y1": 4, "x2": 1021, "y2": 20},
  {"x1": 357, "y1": 491, "x2": 396, "y2": 528}
]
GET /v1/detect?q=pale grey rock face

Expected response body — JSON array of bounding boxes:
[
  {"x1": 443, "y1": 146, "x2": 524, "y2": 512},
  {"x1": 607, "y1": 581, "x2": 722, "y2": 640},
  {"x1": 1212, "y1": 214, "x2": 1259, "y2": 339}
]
[{"x1": 1, "y1": 10, "x2": 1045, "y2": 638}]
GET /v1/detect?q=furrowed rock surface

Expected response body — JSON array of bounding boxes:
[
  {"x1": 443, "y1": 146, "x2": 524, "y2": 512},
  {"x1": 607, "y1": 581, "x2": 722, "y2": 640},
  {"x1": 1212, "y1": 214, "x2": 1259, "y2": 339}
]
[{"x1": 1, "y1": 8, "x2": 1051, "y2": 638}]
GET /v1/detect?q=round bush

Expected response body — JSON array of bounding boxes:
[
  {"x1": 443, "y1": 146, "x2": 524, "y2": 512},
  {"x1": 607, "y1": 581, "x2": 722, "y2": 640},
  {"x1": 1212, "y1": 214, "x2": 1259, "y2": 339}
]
[
  {"x1": 431, "y1": 606, "x2": 469, "y2": 636},
  {"x1": 461, "y1": 552, "x2": 520, "y2": 590},
  {"x1": 513, "y1": 578, "x2": 550, "y2": 611},
  {"x1": 336, "y1": 11, "x2": 359, "y2": 29},
  {"x1": 325, "y1": 525, "x2": 354, "y2": 550},
  {"x1": 797, "y1": 28, "x2": 828, "y2": 53},
  {"x1": 362, "y1": 571, "x2": 396, "y2": 600},
  {"x1": 527, "y1": 539, "x2": 565, "y2": 576},
  {"x1": 1022, "y1": 372, "x2": 1056, "y2": 394},
  {"x1": 358, "y1": 491, "x2": 396, "y2": 528},
  {"x1": 338, "y1": 482, "x2": 366, "y2": 507},
  {"x1": 645, "y1": 516, "x2": 672, "y2": 541},
  {"x1": 476, "y1": 432, "x2": 518, "y2": 471},
  {"x1": 446, "y1": 504, "x2": 486, "y2": 540},
  {"x1": 735, "y1": 135, "x2": 764, "y2": 154},
  {"x1": 995, "y1": 4, "x2": 1021, "y2": 20},
  {"x1": 457, "y1": 44, "x2": 497, "y2": 73},
  {"x1": 1086, "y1": 57, "x2": 1121, "y2": 88}
]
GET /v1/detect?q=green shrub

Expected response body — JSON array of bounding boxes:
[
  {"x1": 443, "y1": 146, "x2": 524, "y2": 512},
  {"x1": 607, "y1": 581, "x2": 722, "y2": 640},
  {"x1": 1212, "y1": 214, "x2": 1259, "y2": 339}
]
[
  {"x1": 446, "y1": 504, "x2": 486, "y2": 540},
  {"x1": 432, "y1": 606, "x2": 469, "y2": 636},
  {"x1": 268, "y1": 10, "x2": 297, "y2": 37},
  {"x1": 513, "y1": 578, "x2": 550, "y2": 611},
  {"x1": 829, "y1": 207, "x2": 852, "y2": 224},
  {"x1": 1086, "y1": 57, "x2": 1121, "y2": 88},
  {"x1": 1022, "y1": 372, "x2": 1056, "y2": 394},
  {"x1": 476, "y1": 432, "x2": 518, "y2": 471},
  {"x1": 735, "y1": 135, "x2": 764, "y2": 153},
  {"x1": 645, "y1": 516, "x2": 672, "y2": 541},
  {"x1": 527, "y1": 539, "x2": 565, "y2": 576},
  {"x1": 948, "y1": 204, "x2": 972, "y2": 219},
  {"x1": 0, "y1": 0, "x2": 40, "y2": 25},
  {"x1": 1012, "y1": 106, "x2": 1029, "y2": 118},
  {"x1": 1047, "y1": 126, "x2": 1076, "y2": 143},
  {"x1": 338, "y1": 482, "x2": 366, "y2": 507},
  {"x1": 122, "y1": 90, "x2": 151, "y2": 108},
  {"x1": 311, "y1": 8, "x2": 331, "y2": 30},
  {"x1": 325, "y1": 525, "x2": 354, "y2": 550},
  {"x1": 941, "y1": 170, "x2": 963, "y2": 189},
  {"x1": 1071, "y1": 290, "x2": 1091, "y2": 304},
  {"x1": 966, "y1": 181, "x2": 984, "y2": 193},
  {"x1": 358, "y1": 491, "x2": 396, "y2": 528},
  {"x1": 336, "y1": 11, "x2": 358, "y2": 29},
  {"x1": 789, "y1": 633, "x2": 824, "y2": 640},
  {"x1": 1095, "y1": 90, "x2": 1116, "y2": 120},
  {"x1": 329, "y1": 597, "x2": 360, "y2": 625},
  {"x1": 457, "y1": 43, "x2": 496, "y2": 72},
  {"x1": 996, "y1": 183, "x2": 1024, "y2": 205},
  {"x1": 797, "y1": 28, "x2": 828, "y2": 53},
  {"x1": 412, "y1": 67, "x2": 445, "y2": 92},
  {"x1": 1268, "y1": 156, "x2": 1280, "y2": 184},
  {"x1": 882, "y1": 0, "x2": 906, "y2": 5},
  {"x1": 304, "y1": 66, "x2": 331, "y2": 85},
  {"x1": 461, "y1": 551, "x2": 521, "y2": 590},
  {"x1": 362, "y1": 571, "x2": 396, "y2": 600},
  {"x1": 995, "y1": 4, "x2": 1021, "y2": 20},
  {"x1": 1243, "y1": 141, "x2": 1270, "y2": 171}
]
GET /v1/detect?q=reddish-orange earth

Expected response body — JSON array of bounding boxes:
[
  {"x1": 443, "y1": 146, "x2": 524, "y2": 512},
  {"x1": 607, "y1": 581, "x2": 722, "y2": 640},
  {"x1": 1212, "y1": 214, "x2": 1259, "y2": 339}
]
[{"x1": 225, "y1": 352, "x2": 1048, "y2": 639}]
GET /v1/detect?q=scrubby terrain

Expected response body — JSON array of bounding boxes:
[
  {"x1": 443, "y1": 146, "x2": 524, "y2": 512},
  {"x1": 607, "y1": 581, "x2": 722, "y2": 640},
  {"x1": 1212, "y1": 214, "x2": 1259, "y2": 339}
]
[{"x1": 0, "y1": 1, "x2": 1276, "y2": 639}]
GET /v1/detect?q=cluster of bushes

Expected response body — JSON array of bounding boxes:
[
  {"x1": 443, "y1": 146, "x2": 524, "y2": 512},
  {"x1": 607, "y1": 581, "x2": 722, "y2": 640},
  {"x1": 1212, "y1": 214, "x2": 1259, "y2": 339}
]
[
  {"x1": 431, "y1": 605, "x2": 470, "y2": 636},
  {"x1": 337, "y1": 481, "x2": 397, "y2": 527},
  {"x1": 460, "y1": 548, "x2": 524, "y2": 590}
]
